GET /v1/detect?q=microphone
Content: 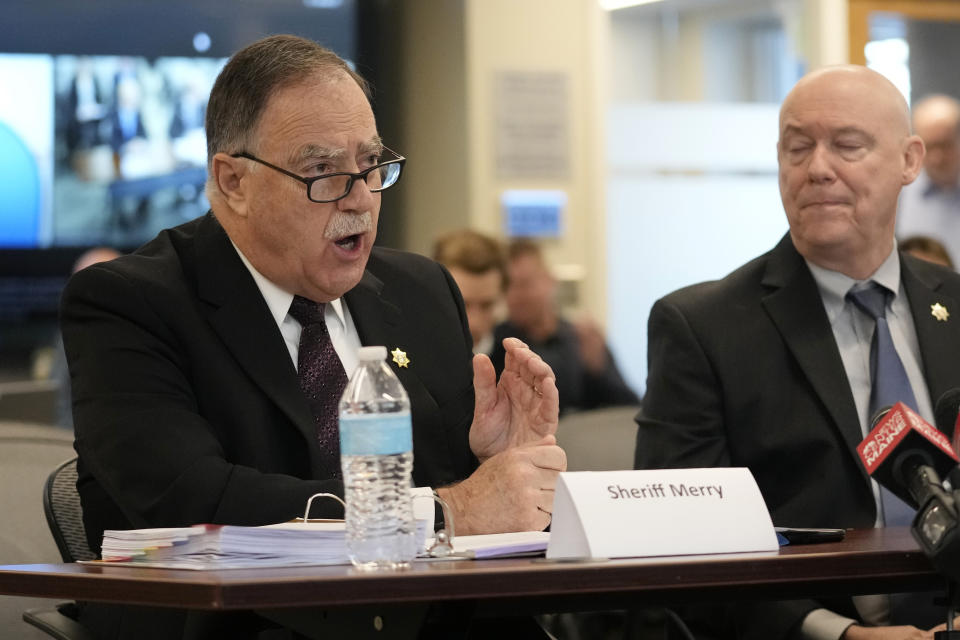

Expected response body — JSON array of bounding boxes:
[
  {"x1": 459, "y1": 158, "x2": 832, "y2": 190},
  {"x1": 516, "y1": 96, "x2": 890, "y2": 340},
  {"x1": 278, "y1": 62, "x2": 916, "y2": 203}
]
[
  {"x1": 857, "y1": 402, "x2": 959, "y2": 510},
  {"x1": 863, "y1": 398, "x2": 960, "y2": 620},
  {"x1": 934, "y1": 388, "x2": 960, "y2": 453},
  {"x1": 932, "y1": 388, "x2": 960, "y2": 491}
]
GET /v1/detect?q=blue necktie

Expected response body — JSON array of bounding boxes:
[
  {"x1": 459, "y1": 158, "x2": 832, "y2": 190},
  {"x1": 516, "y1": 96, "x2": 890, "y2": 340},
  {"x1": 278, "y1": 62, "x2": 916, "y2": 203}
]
[
  {"x1": 846, "y1": 282, "x2": 916, "y2": 526},
  {"x1": 289, "y1": 296, "x2": 348, "y2": 479}
]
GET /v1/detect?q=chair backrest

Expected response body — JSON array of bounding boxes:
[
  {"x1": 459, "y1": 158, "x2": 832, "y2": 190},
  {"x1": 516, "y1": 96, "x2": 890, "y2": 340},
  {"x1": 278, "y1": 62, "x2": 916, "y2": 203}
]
[
  {"x1": 43, "y1": 458, "x2": 95, "y2": 563},
  {"x1": 556, "y1": 405, "x2": 641, "y2": 472}
]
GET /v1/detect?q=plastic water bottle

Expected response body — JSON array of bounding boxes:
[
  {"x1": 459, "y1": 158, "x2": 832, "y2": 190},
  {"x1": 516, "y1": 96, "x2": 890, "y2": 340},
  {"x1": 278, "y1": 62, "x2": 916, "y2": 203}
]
[{"x1": 339, "y1": 345, "x2": 417, "y2": 569}]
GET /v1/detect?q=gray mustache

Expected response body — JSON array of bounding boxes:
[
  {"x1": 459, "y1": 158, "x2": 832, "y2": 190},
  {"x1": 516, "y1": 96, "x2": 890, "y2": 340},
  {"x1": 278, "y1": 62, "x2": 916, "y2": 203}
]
[{"x1": 324, "y1": 211, "x2": 372, "y2": 240}]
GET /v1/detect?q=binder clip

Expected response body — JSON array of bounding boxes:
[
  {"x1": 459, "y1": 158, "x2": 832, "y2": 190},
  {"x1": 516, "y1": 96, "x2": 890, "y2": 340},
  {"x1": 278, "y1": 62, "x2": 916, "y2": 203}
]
[
  {"x1": 296, "y1": 491, "x2": 456, "y2": 559},
  {"x1": 421, "y1": 491, "x2": 456, "y2": 558},
  {"x1": 296, "y1": 493, "x2": 346, "y2": 523}
]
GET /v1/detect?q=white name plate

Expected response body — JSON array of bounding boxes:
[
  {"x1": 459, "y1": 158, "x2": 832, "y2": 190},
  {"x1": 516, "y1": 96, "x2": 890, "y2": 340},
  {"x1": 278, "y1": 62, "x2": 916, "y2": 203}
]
[{"x1": 546, "y1": 468, "x2": 778, "y2": 560}]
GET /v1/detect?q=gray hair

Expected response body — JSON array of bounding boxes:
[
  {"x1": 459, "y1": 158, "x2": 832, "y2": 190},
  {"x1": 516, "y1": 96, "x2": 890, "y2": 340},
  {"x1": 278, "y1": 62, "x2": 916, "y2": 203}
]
[{"x1": 205, "y1": 34, "x2": 370, "y2": 168}]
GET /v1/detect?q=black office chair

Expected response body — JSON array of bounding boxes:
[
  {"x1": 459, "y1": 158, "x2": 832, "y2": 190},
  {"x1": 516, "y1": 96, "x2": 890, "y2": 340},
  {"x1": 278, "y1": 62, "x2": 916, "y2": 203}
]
[
  {"x1": 22, "y1": 457, "x2": 96, "y2": 640},
  {"x1": 42, "y1": 458, "x2": 95, "y2": 563}
]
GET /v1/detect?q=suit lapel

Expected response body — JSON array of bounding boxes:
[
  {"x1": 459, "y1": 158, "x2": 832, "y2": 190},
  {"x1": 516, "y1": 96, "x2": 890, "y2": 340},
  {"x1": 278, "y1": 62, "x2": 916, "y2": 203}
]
[
  {"x1": 345, "y1": 264, "x2": 436, "y2": 412},
  {"x1": 760, "y1": 235, "x2": 865, "y2": 462},
  {"x1": 192, "y1": 215, "x2": 316, "y2": 449},
  {"x1": 344, "y1": 269, "x2": 400, "y2": 347},
  {"x1": 902, "y1": 255, "x2": 960, "y2": 408}
]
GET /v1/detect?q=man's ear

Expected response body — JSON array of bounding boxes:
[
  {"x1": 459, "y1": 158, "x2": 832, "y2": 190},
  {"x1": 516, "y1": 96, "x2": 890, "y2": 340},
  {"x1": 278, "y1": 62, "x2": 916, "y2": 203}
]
[
  {"x1": 210, "y1": 153, "x2": 251, "y2": 216},
  {"x1": 902, "y1": 134, "x2": 925, "y2": 186}
]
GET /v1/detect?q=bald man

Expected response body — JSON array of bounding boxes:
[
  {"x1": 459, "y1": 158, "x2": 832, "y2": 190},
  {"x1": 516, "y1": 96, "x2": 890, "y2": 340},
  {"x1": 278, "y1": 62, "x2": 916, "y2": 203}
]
[
  {"x1": 636, "y1": 66, "x2": 960, "y2": 639},
  {"x1": 898, "y1": 94, "x2": 960, "y2": 267}
]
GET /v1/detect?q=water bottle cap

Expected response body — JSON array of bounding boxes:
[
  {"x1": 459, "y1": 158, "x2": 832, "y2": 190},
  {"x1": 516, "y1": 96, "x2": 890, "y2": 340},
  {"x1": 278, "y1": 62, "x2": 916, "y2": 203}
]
[{"x1": 357, "y1": 345, "x2": 388, "y2": 361}]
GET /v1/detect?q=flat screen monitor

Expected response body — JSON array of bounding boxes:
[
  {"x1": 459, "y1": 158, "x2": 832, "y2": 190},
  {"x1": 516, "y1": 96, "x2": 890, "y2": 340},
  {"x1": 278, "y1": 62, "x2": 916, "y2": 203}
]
[
  {"x1": 1, "y1": 53, "x2": 225, "y2": 250},
  {"x1": 0, "y1": 0, "x2": 357, "y2": 358}
]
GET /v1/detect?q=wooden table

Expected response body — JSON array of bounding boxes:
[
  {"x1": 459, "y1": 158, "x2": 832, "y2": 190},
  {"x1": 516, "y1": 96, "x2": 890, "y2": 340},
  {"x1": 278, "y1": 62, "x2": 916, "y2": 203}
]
[{"x1": 0, "y1": 527, "x2": 946, "y2": 614}]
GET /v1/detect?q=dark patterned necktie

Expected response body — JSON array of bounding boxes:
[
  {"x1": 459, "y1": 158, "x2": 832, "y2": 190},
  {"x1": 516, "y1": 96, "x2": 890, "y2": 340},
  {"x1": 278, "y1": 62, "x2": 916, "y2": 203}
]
[
  {"x1": 846, "y1": 282, "x2": 917, "y2": 526},
  {"x1": 289, "y1": 295, "x2": 348, "y2": 479}
]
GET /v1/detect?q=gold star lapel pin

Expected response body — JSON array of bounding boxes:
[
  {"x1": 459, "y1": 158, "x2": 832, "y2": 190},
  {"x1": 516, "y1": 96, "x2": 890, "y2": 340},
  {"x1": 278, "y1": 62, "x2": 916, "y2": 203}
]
[
  {"x1": 932, "y1": 302, "x2": 950, "y2": 322},
  {"x1": 391, "y1": 347, "x2": 410, "y2": 368}
]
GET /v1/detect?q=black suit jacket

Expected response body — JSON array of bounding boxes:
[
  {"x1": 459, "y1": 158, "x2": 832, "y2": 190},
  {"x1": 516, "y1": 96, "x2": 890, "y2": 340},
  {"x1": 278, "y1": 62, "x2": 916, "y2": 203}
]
[
  {"x1": 635, "y1": 233, "x2": 960, "y2": 639},
  {"x1": 62, "y1": 213, "x2": 478, "y2": 554}
]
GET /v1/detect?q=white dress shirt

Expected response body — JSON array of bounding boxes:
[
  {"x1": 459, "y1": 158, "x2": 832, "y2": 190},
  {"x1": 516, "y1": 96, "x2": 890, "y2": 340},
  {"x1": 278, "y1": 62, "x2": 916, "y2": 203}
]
[
  {"x1": 807, "y1": 246, "x2": 934, "y2": 456},
  {"x1": 232, "y1": 245, "x2": 362, "y2": 375}
]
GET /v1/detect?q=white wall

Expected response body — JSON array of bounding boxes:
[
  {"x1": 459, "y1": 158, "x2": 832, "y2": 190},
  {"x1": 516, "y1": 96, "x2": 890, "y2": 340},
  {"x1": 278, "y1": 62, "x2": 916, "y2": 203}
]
[
  {"x1": 606, "y1": 102, "x2": 786, "y2": 394},
  {"x1": 464, "y1": 0, "x2": 609, "y2": 313},
  {"x1": 400, "y1": 0, "x2": 609, "y2": 314},
  {"x1": 602, "y1": 0, "x2": 849, "y2": 394}
]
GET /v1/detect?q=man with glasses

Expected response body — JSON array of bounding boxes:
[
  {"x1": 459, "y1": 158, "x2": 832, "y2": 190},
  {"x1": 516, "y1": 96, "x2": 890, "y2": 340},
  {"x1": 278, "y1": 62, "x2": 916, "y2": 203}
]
[{"x1": 61, "y1": 35, "x2": 564, "y2": 640}]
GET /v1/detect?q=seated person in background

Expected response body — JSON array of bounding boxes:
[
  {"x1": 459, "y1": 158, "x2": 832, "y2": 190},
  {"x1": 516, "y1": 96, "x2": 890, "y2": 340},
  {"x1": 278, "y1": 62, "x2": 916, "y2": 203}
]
[
  {"x1": 635, "y1": 65, "x2": 960, "y2": 640},
  {"x1": 432, "y1": 228, "x2": 507, "y2": 355},
  {"x1": 900, "y1": 235, "x2": 954, "y2": 270},
  {"x1": 491, "y1": 239, "x2": 638, "y2": 415},
  {"x1": 897, "y1": 94, "x2": 960, "y2": 263},
  {"x1": 61, "y1": 34, "x2": 564, "y2": 640}
]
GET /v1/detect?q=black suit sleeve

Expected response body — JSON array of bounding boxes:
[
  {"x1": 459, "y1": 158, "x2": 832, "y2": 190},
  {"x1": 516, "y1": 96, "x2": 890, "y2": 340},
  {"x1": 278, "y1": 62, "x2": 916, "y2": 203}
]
[
  {"x1": 635, "y1": 297, "x2": 820, "y2": 640},
  {"x1": 579, "y1": 345, "x2": 639, "y2": 409},
  {"x1": 635, "y1": 297, "x2": 730, "y2": 470},
  {"x1": 63, "y1": 265, "x2": 343, "y2": 553}
]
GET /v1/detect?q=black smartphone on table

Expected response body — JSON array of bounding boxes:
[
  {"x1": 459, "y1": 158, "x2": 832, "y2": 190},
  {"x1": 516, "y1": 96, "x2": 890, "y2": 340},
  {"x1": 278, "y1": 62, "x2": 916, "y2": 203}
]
[{"x1": 775, "y1": 527, "x2": 846, "y2": 544}]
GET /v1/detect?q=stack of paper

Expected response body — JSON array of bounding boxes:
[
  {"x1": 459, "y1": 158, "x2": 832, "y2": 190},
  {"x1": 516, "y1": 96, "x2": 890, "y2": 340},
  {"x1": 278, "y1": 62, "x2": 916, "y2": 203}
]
[
  {"x1": 97, "y1": 523, "x2": 549, "y2": 570},
  {"x1": 100, "y1": 521, "x2": 426, "y2": 569}
]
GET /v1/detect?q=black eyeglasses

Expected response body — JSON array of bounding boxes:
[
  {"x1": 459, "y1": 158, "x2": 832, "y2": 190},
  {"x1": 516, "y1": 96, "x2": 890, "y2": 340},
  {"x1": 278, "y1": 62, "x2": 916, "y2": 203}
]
[{"x1": 231, "y1": 147, "x2": 405, "y2": 203}]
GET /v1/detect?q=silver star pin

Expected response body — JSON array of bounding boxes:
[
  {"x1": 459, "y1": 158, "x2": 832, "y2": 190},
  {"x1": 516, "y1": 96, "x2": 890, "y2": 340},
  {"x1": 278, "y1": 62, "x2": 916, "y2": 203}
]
[
  {"x1": 391, "y1": 348, "x2": 410, "y2": 368},
  {"x1": 932, "y1": 302, "x2": 950, "y2": 322}
]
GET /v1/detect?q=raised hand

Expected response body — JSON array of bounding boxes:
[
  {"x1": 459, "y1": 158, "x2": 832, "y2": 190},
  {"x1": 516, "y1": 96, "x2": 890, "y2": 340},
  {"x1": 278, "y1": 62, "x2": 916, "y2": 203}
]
[{"x1": 469, "y1": 337, "x2": 559, "y2": 462}]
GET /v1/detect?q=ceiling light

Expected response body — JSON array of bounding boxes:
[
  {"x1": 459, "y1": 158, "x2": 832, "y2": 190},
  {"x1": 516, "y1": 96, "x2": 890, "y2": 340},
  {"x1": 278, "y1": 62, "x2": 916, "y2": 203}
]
[{"x1": 599, "y1": 0, "x2": 666, "y2": 10}]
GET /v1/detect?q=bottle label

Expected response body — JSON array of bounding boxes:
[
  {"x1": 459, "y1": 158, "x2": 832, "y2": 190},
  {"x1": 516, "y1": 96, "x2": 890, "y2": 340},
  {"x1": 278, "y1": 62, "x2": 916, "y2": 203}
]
[{"x1": 339, "y1": 413, "x2": 413, "y2": 456}]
